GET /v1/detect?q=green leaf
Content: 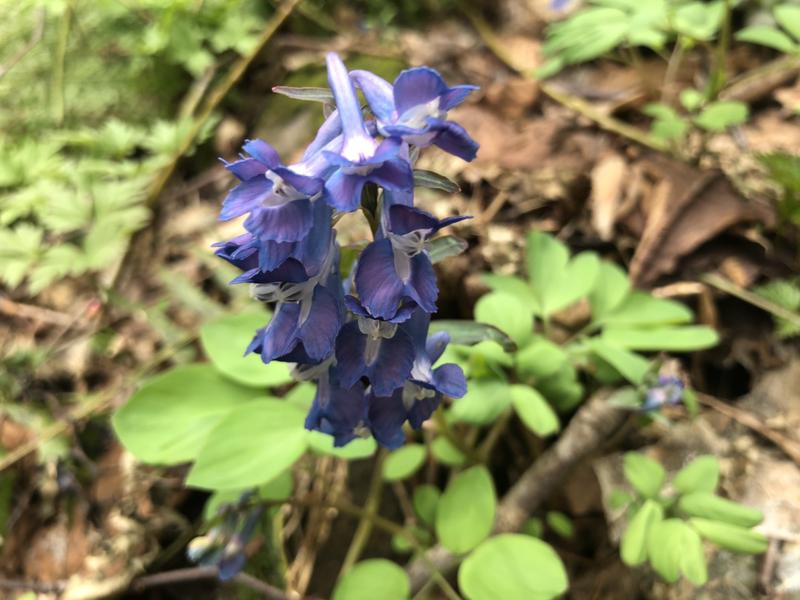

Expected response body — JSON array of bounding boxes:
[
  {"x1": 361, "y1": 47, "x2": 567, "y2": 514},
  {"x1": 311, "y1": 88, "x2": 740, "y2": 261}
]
[
  {"x1": 429, "y1": 320, "x2": 517, "y2": 353},
  {"x1": 428, "y1": 235, "x2": 468, "y2": 263},
  {"x1": 673, "y1": 455, "x2": 720, "y2": 494},
  {"x1": 436, "y1": 466, "x2": 496, "y2": 554},
  {"x1": 200, "y1": 312, "x2": 293, "y2": 387},
  {"x1": 545, "y1": 251, "x2": 601, "y2": 315},
  {"x1": 510, "y1": 385, "x2": 559, "y2": 437},
  {"x1": 475, "y1": 292, "x2": 534, "y2": 347},
  {"x1": 678, "y1": 492, "x2": 763, "y2": 527},
  {"x1": 589, "y1": 339, "x2": 650, "y2": 385},
  {"x1": 431, "y1": 436, "x2": 467, "y2": 466},
  {"x1": 458, "y1": 534, "x2": 568, "y2": 600},
  {"x1": 272, "y1": 86, "x2": 334, "y2": 103},
  {"x1": 481, "y1": 274, "x2": 539, "y2": 309},
  {"x1": 621, "y1": 499, "x2": 663, "y2": 566},
  {"x1": 203, "y1": 470, "x2": 294, "y2": 520},
  {"x1": 736, "y1": 25, "x2": 797, "y2": 53},
  {"x1": 589, "y1": 262, "x2": 631, "y2": 321},
  {"x1": 451, "y1": 379, "x2": 511, "y2": 425},
  {"x1": 413, "y1": 169, "x2": 460, "y2": 193},
  {"x1": 545, "y1": 511, "x2": 574, "y2": 538},
  {"x1": 307, "y1": 432, "x2": 377, "y2": 460},
  {"x1": 515, "y1": 336, "x2": 569, "y2": 382},
  {"x1": 775, "y1": 4, "x2": 800, "y2": 41},
  {"x1": 695, "y1": 101, "x2": 749, "y2": 132},
  {"x1": 689, "y1": 518, "x2": 769, "y2": 554},
  {"x1": 601, "y1": 292, "x2": 692, "y2": 327},
  {"x1": 672, "y1": 1, "x2": 723, "y2": 41},
  {"x1": 187, "y1": 400, "x2": 308, "y2": 490},
  {"x1": 601, "y1": 325, "x2": 719, "y2": 351},
  {"x1": 413, "y1": 484, "x2": 441, "y2": 526},
  {"x1": 679, "y1": 89, "x2": 704, "y2": 112},
  {"x1": 383, "y1": 444, "x2": 427, "y2": 481},
  {"x1": 112, "y1": 365, "x2": 254, "y2": 464},
  {"x1": 623, "y1": 452, "x2": 666, "y2": 498},
  {"x1": 647, "y1": 519, "x2": 707, "y2": 584},
  {"x1": 332, "y1": 559, "x2": 410, "y2": 600},
  {"x1": 537, "y1": 364, "x2": 584, "y2": 413},
  {"x1": 525, "y1": 231, "x2": 571, "y2": 315}
]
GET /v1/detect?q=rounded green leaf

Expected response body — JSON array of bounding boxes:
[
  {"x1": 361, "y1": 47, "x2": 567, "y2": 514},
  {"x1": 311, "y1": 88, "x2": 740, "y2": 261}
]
[
  {"x1": 673, "y1": 455, "x2": 720, "y2": 494},
  {"x1": 112, "y1": 364, "x2": 255, "y2": 464},
  {"x1": 678, "y1": 492, "x2": 763, "y2": 527},
  {"x1": 431, "y1": 437, "x2": 466, "y2": 466},
  {"x1": 383, "y1": 444, "x2": 427, "y2": 481},
  {"x1": 695, "y1": 101, "x2": 749, "y2": 133},
  {"x1": 546, "y1": 251, "x2": 600, "y2": 315},
  {"x1": 475, "y1": 292, "x2": 533, "y2": 347},
  {"x1": 459, "y1": 534, "x2": 568, "y2": 600},
  {"x1": 689, "y1": 518, "x2": 769, "y2": 554},
  {"x1": 602, "y1": 292, "x2": 692, "y2": 327},
  {"x1": 589, "y1": 339, "x2": 650, "y2": 385},
  {"x1": 623, "y1": 452, "x2": 666, "y2": 498},
  {"x1": 510, "y1": 385, "x2": 559, "y2": 437},
  {"x1": 451, "y1": 379, "x2": 511, "y2": 425},
  {"x1": 736, "y1": 25, "x2": 797, "y2": 53},
  {"x1": 602, "y1": 325, "x2": 719, "y2": 352},
  {"x1": 545, "y1": 511, "x2": 574, "y2": 538},
  {"x1": 332, "y1": 559, "x2": 410, "y2": 600},
  {"x1": 187, "y1": 400, "x2": 308, "y2": 490},
  {"x1": 413, "y1": 484, "x2": 441, "y2": 526},
  {"x1": 200, "y1": 312, "x2": 293, "y2": 387},
  {"x1": 307, "y1": 431, "x2": 377, "y2": 460},
  {"x1": 621, "y1": 499, "x2": 663, "y2": 566},
  {"x1": 514, "y1": 337, "x2": 568, "y2": 382},
  {"x1": 775, "y1": 4, "x2": 800, "y2": 41},
  {"x1": 647, "y1": 519, "x2": 707, "y2": 585},
  {"x1": 436, "y1": 466, "x2": 496, "y2": 554},
  {"x1": 589, "y1": 261, "x2": 630, "y2": 321}
]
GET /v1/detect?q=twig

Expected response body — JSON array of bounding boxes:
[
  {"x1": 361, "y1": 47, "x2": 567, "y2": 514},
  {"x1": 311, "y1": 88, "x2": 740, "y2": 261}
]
[
  {"x1": 0, "y1": 578, "x2": 64, "y2": 594},
  {"x1": 406, "y1": 391, "x2": 626, "y2": 592},
  {"x1": 719, "y1": 55, "x2": 800, "y2": 103},
  {"x1": 457, "y1": 3, "x2": 669, "y2": 153},
  {"x1": 697, "y1": 392, "x2": 800, "y2": 466},
  {"x1": 701, "y1": 273, "x2": 800, "y2": 329},
  {"x1": 339, "y1": 450, "x2": 387, "y2": 575},
  {"x1": 0, "y1": 296, "x2": 74, "y2": 327},
  {"x1": 131, "y1": 565, "x2": 298, "y2": 599},
  {"x1": 0, "y1": 7, "x2": 46, "y2": 81}
]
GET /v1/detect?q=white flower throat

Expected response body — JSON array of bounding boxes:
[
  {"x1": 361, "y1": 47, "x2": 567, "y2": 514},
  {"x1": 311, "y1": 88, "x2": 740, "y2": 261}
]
[{"x1": 357, "y1": 316, "x2": 398, "y2": 366}]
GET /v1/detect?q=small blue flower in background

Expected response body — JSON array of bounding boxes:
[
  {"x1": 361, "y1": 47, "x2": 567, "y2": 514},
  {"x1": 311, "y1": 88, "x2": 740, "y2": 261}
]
[
  {"x1": 642, "y1": 375, "x2": 685, "y2": 413},
  {"x1": 214, "y1": 52, "x2": 478, "y2": 450}
]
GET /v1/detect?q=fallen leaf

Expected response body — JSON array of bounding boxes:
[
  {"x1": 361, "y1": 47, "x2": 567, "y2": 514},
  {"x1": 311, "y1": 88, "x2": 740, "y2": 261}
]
[{"x1": 590, "y1": 152, "x2": 628, "y2": 240}]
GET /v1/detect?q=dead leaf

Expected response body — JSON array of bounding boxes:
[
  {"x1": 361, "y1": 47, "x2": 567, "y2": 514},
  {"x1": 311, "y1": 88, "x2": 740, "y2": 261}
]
[
  {"x1": 590, "y1": 152, "x2": 628, "y2": 240},
  {"x1": 628, "y1": 156, "x2": 775, "y2": 286}
]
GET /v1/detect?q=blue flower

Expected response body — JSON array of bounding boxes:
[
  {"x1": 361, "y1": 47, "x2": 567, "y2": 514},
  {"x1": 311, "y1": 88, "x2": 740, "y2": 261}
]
[
  {"x1": 354, "y1": 204, "x2": 468, "y2": 318},
  {"x1": 322, "y1": 53, "x2": 413, "y2": 212},
  {"x1": 351, "y1": 66, "x2": 479, "y2": 161},
  {"x1": 642, "y1": 375, "x2": 685, "y2": 412}
]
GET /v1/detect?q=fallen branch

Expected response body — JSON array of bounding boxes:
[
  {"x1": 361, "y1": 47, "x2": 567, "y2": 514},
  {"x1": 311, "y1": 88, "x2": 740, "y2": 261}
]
[{"x1": 406, "y1": 391, "x2": 627, "y2": 592}]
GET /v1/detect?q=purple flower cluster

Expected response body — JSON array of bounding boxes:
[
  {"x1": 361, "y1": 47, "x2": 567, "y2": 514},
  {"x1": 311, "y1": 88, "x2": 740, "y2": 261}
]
[{"x1": 214, "y1": 53, "x2": 478, "y2": 448}]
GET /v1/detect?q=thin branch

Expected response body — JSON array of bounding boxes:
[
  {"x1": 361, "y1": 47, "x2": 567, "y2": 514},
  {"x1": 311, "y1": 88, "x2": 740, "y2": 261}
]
[
  {"x1": 131, "y1": 565, "x2": 302, "y2": 599},
  {"x1": 406, "y1": 391, "x2": 627, "y2": 592},
  {"x1": 702, "y1": 273, "x2": 800, "y2": 329}
]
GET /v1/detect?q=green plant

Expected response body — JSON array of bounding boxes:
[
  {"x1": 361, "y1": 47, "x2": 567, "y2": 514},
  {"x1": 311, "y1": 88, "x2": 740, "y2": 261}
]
[
  {"x1": 736, "y1": 3, "x2": 800, "y2": 54},
  {"x1": 753, "y1": 277, "x2": 800, "y2": 338},
  {"x1": 757, "y1": 151, "x2": 800, "y2": 225},
  {"x1": 644, "y1": 90, "x2": 748, "y2": 144},
  {"x1": 618, "y1": 453, "x2": 767, "y2": 585}
]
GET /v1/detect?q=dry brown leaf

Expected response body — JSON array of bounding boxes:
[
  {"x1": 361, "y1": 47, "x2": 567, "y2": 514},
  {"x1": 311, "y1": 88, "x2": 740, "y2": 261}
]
[
  {"x1": 590, "y1": 152, "x2": 628, "y2": 240},
  {"x1": 629, "y1": 156, "x2": 775, "y2": 286}
]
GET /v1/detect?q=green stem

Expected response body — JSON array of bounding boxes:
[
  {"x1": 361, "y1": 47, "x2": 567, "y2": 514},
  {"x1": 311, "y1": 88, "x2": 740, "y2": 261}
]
[
  {"x1": 710, "y1": 0, "x2": 732, "y2": 99},
  {"x1": 51, "y1": 0, "x2": 74, "y2": 125},
  {"x1": 434, "y1": 408, "x2": 480, "y2": 464},
  {"x1": 477, "y1": 408, "x2": 512, "y2": 462},
  {"x1": 339, "y1": 450, "x2": 387, "y2": 575}
]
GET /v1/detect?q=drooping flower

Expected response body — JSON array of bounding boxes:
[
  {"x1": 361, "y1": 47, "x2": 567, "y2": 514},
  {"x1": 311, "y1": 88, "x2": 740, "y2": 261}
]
[
  {"x1": 351, "y1": 66, "x2": 479, "y2": 161},
  {"x1": 354, "y1": 204, "x2": 468, "y2": 318}
]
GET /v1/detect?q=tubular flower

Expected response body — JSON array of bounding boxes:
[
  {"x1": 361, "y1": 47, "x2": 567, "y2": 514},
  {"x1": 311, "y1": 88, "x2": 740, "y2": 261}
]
[{"x1": 213, "y1": 53, "x2": 478, "y2": 448}]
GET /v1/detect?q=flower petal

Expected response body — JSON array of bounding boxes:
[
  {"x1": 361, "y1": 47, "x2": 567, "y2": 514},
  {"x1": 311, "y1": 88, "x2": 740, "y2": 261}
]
[
  {"x1": 389, "y1": 204, "x2": 439, "y2": 235},
  {"x1": 368, "y1": 328, "x2": 415, "y2": 396},
  {"x1": 433, "y1": 363, "x2": 467, "y2": 398},
  {"x1": 242, "y1": 139, "x2": 282, "y2": 168},
  {"x1": 244, "y1": 198, "x2": 313, "y2": 242},
  {"x1": 439, "y1": 84, "x2": 479, "y2": 111},
  {"x1": 334, "y1": 322, "x2": 368, "y2": 389},
  {"x1": 368, "y1": 390, "x2": 407, "y2": 448},
  {"x1": 303, "y1": 110, "x2": 343, "y2": 160},
  {"x1": 326, "y1": 53, "x2": 371, "y2": 145},
  {"x1": 426, "y1": 331, "x2": 450, "y2": 363},
  {"x1": 355, "y1": 239, "x2": 404, "y2": 319},
  {"x1": 407, "y1": 253, "x2": 438, "y2": 313},
  {"x1": 272, "y1": 167, "x2": 325, "y2": 196},
  {"x1": 324, "y1": 170, "x2": 365, "y2": 212},
  {"x1": 406, "y1": 392, "x2": 441, "y2": 430},
  {"x1": 224, "y1": 157, "x2": 267, "y2": 180},
  {"x1": 350, "y1": 70, "x2": 396, "y2": 121},
  {"x1": 299, "y1": 285, "x2": 343, "y2": 360},
  {"x1": 251, "y1": 304, "x2": 300, "y2": 363},
  {"x1": 431, "y1": 119, "x2": 479, "y2": 162},
  {"x1": 393, "y1": 67, "x2": 448, "y2": 116},
  {"x1": 369, "y1": 157, "x2": 413, "y2": 192},
  {"x1": 219, "y1": 177, "x2": 272, "y2": 221}
]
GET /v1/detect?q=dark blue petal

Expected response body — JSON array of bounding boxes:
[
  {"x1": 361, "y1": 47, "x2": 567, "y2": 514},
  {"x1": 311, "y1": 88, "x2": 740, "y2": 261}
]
[
  {"x1": 298, "y1": 285, "x2": 343, "y2": 360},
  {"x1": 408, "y1": 253, "x2": 438, "y2": 313},
  {"x1": 368, "y1": 390, "x2": 407, "y2": 448},
  {"x1": 242, "y1": 139, "x2": 282, "y2": 168},
  {"x1": 406, "y1": 392, "x2": 441, "y2": 430},
  {"x1": 439, "y1": 84, "x2": 479, "y2": 111},
  {"x1": 271, "y1": 167, "x2": 325, "y2": 196},
  {"x1": 432, "y1": 363, "x2": 467, "y2": 398},
  {"x1": 389, "y1": 204, "x2": 439, "y2": 235},
  {"x1": 291, "y1": 200, "x2": 334, "y2": 276},
  {"x1": 431, "y1": 119, "x2": 479, "y2": 162},
  {"x1": 369, "y1": 157, "x2": 413, "y2": 192},
  {"x1": 258, "y1": 240, "x2": 295, "y2": 272},
  {"x1": 217, "y1": 553, "x2": 247, "y2": 581},
  {"x1": 214, "y1": 234, "x2": 259, "y2": 271},
  {"x1": 393, "y1": 67, "x2": 448, "y2": 116},
  {"x1": 244, "y1": 198, "x2": 313, "y2": 243},
  {"x1": 253, "y1": 304, "x2": 300, "y2": 362},
  {"x1": 324, "y1": 170, "x2": 365, "y2": 212},
  {"x1": 224, "y1": 157, "x2": 267, "y2": 180},
  {"x1": 334, "y1": 322, "x2": 367, "y2": 389},
  {"x1": 306, "y1": 380, "x2": 369, "y2": 447},
  {"x1": 220, "y1": 177, "x2": 272, "y2": 221},
  {"x1": 368, "y1": 328, "x2": 415, "y2": 396},
  {"x1": 355, "y1": 239, "x2": 404, "y2": 319},
  {"x1": 426, "y1": 331, "x2": 450, "y2": 363},
  {"x1": 350, "y1": 70, "x2": 396, "y2": 121}
]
